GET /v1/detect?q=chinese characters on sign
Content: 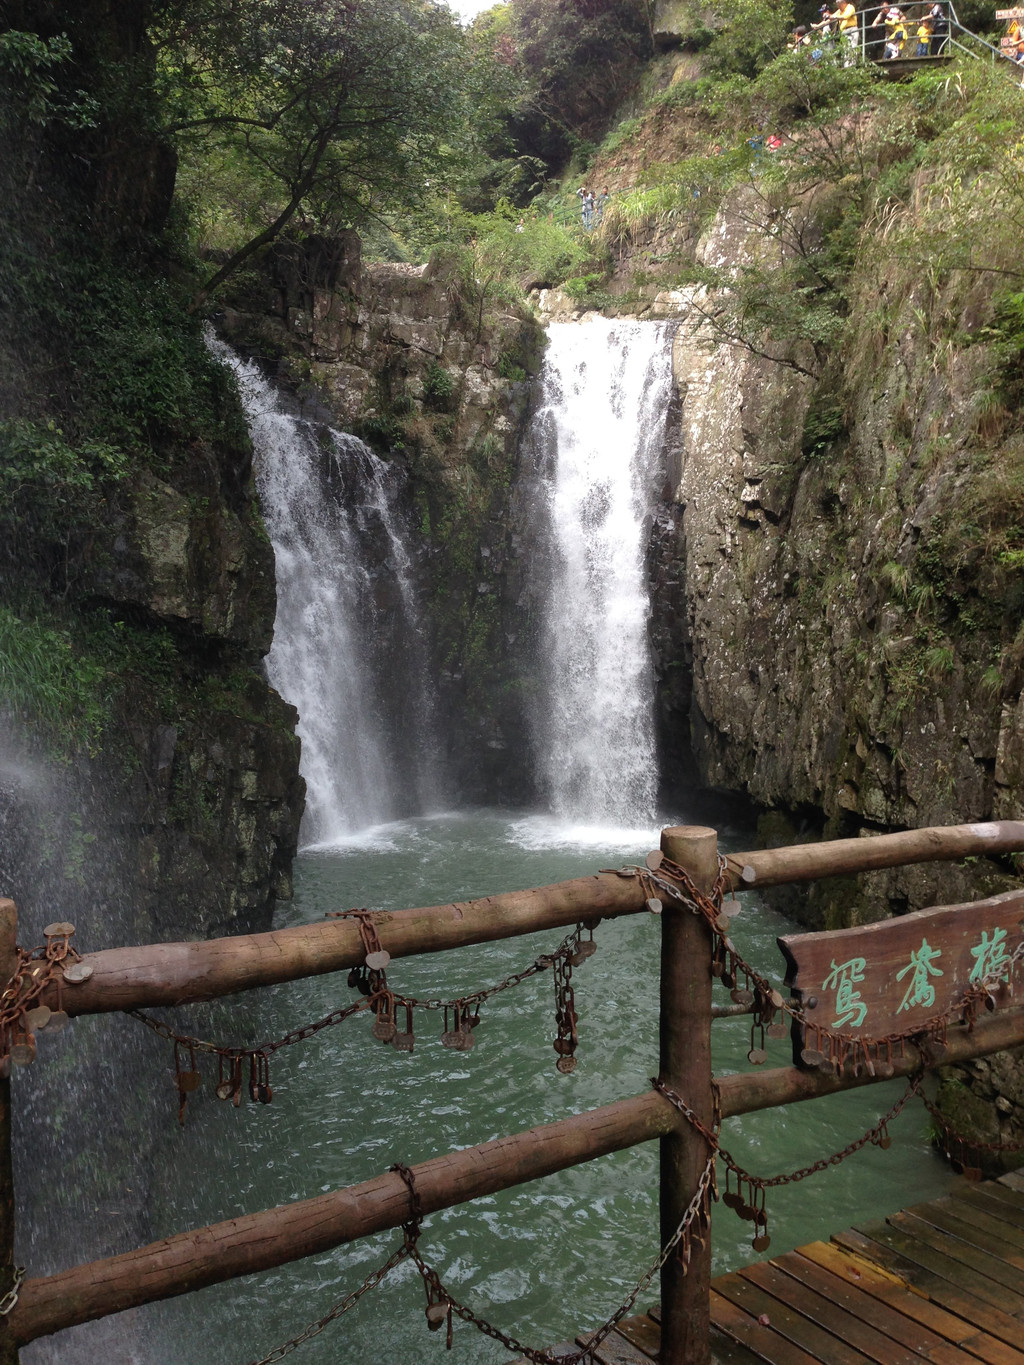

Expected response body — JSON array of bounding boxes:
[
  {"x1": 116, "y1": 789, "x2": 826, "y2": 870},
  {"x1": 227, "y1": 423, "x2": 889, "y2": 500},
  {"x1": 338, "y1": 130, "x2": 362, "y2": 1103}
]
[
  {"x1": 822, "y1": 958, "x2": 867, "y2": 1028},
  {"x1": 812, "y1": 924, "x2": 1021, "y2": 1030},
  {"x1": 970, "y1": 927, "x2": 1011, "y2": 985},
  {"x1": 779, "y1": 890, "x2": 1024, "y2": 1066},
  {"x1": 895, "y1": 938, "x2": 943, "y2": 1014}
]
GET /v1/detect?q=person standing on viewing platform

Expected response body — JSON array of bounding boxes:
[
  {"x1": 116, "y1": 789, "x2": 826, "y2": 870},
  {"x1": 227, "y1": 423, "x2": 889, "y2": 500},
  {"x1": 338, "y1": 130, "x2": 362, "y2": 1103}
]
[
  {"x1": 879, "y1": 6, "x2": 907, "y2": 58},
  {"x1": 829, "y1": 0, "x2": 861, "y2": 60},
  {"x1": 810, "y1": 4, "x2": 836, "y2": 48},
  {"x1": 928, "y1": 2, "x2": 948, "y2": 53}
]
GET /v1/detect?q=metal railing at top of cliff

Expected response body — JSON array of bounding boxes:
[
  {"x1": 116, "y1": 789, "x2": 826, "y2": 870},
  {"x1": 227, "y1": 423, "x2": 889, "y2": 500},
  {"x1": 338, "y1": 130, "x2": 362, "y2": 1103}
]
[
  {"x1": 2, "y1": 819, "x2": 1024, "y2": 1365},
  {"x1": 856, "y1": 1, "x2": 1024, "y2": 84}
]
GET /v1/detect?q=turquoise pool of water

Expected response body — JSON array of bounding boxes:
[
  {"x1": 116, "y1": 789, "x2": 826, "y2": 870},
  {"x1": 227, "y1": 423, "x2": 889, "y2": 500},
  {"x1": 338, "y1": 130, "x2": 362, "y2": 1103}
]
[{"x1": 129, "y1": 810, "x2": 960, "y2": 1364}]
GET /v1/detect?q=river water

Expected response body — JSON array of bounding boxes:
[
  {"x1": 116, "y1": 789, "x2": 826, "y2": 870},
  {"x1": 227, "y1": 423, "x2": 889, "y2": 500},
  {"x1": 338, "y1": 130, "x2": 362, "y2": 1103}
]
[{"x1": 134, "y1": 810, "x2": 958, "y2": 1365}]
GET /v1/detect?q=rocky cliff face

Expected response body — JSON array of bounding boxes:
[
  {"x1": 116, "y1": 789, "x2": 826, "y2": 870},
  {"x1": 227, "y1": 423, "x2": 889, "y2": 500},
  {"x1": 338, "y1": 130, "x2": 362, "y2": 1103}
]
[
  {"x1": 0, "y1": 374, "x2": 304, "y2": 943},
  {"x1": 0, "y1": 2, "x2": 303, "y2": 944},
  {"x1": 585, "y1": 180, "x2": 1024, "y2": 931},
  {"x1": 546, "y1": 161, "x2": 1023, "y2": 1153},
  {"x1": 218, "y1": 236, "x2": 547, "y2": 805},
  {"x1": 540, "y1": 182, "x2": 1020, "y2": 925}
]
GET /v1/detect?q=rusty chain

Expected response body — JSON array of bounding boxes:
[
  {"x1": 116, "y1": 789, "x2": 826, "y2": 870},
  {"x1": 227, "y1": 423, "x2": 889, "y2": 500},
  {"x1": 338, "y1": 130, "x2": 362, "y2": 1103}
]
[
  {"x1": 918, "y1": 1087, "x2": 1024, "y2": 1179},
  {"x1": 245, "y1": 1147, "x2": 717, "y2": 1365},
  {"x1": 242, "y1": 1243, "x2": 411, "y2": 1365},
  {"x1": 0, "y1": 1266, "x2": 26, "y2": 1317},
  {"x1": 652, "y1": 1071, "x2": 923, "y2": 1253},
  {"x1": 388, "y1": 1157, "x2": 715, "y2": 1365},
  {"x1": 126, "y1": 919, "x2": 597, "y2": 1120},
  {"x1": 633, "y1": 853, "x2": 1024, "y2": 1086},
  {"x1": 240, "y1": 1162, "x2": 426, "y2": 1364},
  {"x1": 0, "y1": 921, "x2": 89, "y2": 1079}
]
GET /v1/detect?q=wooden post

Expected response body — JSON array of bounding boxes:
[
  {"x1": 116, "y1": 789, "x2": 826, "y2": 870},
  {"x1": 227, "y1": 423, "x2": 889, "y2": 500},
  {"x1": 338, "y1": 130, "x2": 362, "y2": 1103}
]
[
  {"x1": 0, "y1": 901, "x2": 19, "y2": 1365},
  {"x1": 658, "y1": 826, "x2": 717, "y2": 1365}
]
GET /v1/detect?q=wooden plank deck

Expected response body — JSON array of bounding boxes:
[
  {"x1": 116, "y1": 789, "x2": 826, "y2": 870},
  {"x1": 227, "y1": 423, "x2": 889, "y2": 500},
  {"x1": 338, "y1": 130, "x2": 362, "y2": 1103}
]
[{"x1": 515, "y1": 1172, "x2": 1024, "y2": 1363}]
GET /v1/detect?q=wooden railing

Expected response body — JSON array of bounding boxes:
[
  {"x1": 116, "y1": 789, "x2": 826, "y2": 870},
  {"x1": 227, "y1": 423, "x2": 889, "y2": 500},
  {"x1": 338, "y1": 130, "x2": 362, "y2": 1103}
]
[{"x1": 2, "y1": 820, "x2": 1024, "y2": 1364}]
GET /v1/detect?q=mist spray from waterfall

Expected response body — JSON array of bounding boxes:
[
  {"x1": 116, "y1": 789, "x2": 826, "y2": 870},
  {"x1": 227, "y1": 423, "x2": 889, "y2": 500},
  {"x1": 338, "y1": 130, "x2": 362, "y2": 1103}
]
[
  {"x1": 529, "y1": 319, "x2": 674, "y2": 829},
  {"x1": 209, "y1": 337, "x2": 444, "y2": 844}
]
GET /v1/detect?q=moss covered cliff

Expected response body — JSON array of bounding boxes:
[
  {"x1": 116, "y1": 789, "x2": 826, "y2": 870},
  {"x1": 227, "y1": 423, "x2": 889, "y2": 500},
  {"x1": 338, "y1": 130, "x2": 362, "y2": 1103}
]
[
  {"x1": 549, "y1": 52, "x2": 1024, "y2": 930},
  {"x1": 0, "y1": 1, "x2": 302, "y2": 940}
]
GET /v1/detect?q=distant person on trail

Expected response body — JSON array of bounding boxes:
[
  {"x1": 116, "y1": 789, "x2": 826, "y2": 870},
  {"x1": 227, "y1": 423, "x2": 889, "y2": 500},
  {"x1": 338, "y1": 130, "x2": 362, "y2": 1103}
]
[
  {"x1": 915, "y1": 17, "x2": 932, "y2": 54},
  {"x1": 788, "y1": 23, "x2": 813, "y2": 50},
  {"x1": 576, "y1": 186, "x2": 594, "y2": 230},
  {"x1": 595, "y1": 187, "x2": 610, "y2": 222}
]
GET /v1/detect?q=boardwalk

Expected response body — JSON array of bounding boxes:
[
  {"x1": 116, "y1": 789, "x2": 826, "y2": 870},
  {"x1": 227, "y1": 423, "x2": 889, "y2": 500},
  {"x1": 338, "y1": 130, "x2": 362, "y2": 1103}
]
[{"x1": 525, "y1": 1171, "x2": 1024, "y2": 1364}]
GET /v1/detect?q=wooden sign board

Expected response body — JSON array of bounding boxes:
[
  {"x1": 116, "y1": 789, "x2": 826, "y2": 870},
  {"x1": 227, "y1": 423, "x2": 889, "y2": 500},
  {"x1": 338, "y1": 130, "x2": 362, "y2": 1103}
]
[
  {"x1": 778, "y1": 890, "x2": 1024, "y2": 1062},
  {"x1": 996, "y1": 8, "x2": 1024, "y2": 17}
]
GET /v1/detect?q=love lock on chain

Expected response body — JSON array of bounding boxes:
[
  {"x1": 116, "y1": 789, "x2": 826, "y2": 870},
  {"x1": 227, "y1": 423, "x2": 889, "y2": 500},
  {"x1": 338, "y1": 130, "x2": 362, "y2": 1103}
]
[{"x1": 131, "y1": 915, "x2": 602, "y2": 1122}]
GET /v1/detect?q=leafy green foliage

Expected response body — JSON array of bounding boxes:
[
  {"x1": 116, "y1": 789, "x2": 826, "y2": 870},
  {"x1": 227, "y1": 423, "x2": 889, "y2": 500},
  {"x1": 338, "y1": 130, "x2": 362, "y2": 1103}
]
[
  {"x1": 0, "y1": 604, "x2": 177, "y2": 759},
  {"x1": 156, "y1": 0, "x2": 489, "y2": 300},
  {"x1": 0, "y1": 29, "x2": 98, "y2": 128},
  {"x1": 699, "y1": 0, "x2": 794, "y2": 77},
  {"x1": 0, "y1": 420, "x2": 127, "y2": 516},
  {"x1": 472, "y1": 208, "x2": 594, "y2": 293},
  {"x1": 422, "y1": 362, "x2": 457, "y2": 414},
  {"x1": 469, "y1": 0, "x2": 655, "y2": 182},
  {"x1": 419, "y1": 200, "x2": 594, "y2": 317},
  {"x1": 801, "y1": 393, "x2": 847, "y2": 459},
  {"x1": 0, "y1": 607, "x2": 110, "y2": 757}
]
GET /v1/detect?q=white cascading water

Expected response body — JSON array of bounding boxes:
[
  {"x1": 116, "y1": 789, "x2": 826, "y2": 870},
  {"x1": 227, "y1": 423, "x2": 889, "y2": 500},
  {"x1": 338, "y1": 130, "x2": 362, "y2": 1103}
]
[
  {"x1": 209, "y1": 337, "x2": 442, "y2": 844},
  {"x1": 529, "y1": 318, "x2": 674, "y2": 827}
]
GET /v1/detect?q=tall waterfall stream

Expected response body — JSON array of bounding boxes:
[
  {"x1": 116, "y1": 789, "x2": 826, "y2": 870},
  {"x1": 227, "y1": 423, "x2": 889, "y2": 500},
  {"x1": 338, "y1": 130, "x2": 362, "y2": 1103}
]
[
  {"x1": 529, "y1": 320, "x2": 672, "y2": 828},
  {"x1": 21, "y1": 323, "x2": 958, "y2": 1364},
  {"x1": 210, "y1": 337, "x2": 445, "y2": 843}
]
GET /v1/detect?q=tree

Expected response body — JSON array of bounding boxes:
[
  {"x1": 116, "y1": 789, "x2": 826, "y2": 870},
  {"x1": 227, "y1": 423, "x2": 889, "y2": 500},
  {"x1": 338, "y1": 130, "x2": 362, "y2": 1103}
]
[
  {"x1": 152, "y1": 0, "x2": 483, "y2": 305},
  {"x1": 474, "y1": 0, "x2": 656, "y2": 178}
]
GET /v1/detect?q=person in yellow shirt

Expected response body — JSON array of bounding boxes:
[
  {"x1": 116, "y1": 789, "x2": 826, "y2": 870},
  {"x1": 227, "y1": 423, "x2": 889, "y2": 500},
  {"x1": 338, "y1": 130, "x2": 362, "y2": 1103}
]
[
  {"x1": 831, "y1": 0, "x2": 860, "y2": 58},
  {"x1": 882, "y1": 6, "x2": 907, "y2": 57},
  {"x1": 915, "y1": 18, "x2": 932, "y2": 54}
]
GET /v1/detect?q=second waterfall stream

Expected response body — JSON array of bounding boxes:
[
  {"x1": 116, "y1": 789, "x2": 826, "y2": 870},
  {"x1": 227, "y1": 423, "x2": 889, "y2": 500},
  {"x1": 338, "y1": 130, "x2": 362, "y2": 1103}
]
[{"x1": 528, "y1": 318, "x2": 675, "y2": 828}]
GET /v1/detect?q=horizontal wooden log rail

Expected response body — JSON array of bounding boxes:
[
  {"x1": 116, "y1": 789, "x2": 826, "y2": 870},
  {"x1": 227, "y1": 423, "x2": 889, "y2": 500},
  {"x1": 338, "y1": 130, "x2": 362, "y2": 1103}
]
[
  {"x1": 13, "y1": 1002, "x2": 1024, "y2": 1347},
  {"x1": 724, "y1": 820, "x2": 1024, "y2": 890},
  {"x1": 47, "y1": 821, "x2": 1024, "y2": 1018}
]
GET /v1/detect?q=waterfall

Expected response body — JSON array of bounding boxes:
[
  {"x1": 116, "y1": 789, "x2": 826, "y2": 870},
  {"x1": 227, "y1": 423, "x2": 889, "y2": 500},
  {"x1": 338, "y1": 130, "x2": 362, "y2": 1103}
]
[
  {"x1": 209, "y1": 338, "x2": 443, "y2": 844},
  {"x1": 528, "y1": 318, "x2": 675, "y2": 827}
]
